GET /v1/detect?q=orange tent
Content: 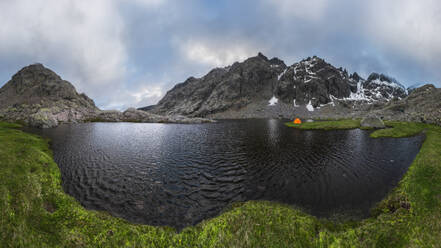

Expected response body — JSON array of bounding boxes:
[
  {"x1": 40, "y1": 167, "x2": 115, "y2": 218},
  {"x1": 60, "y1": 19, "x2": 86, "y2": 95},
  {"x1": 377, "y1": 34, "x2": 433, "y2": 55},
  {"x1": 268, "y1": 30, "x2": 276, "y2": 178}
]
[{"x1": 293, "y1": 118, "x2": 302, "y2": 124}]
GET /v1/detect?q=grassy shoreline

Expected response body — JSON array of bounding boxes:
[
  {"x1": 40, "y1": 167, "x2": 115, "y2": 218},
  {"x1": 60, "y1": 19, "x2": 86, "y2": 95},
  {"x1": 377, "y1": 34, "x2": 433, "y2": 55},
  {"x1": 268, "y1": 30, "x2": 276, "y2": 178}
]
[
  {"x1": 1, "y1": 121, "x2": 440, "y2": 247},
  {"x1": 285, "y1": 119, "x2": 362, "y2": 130}
]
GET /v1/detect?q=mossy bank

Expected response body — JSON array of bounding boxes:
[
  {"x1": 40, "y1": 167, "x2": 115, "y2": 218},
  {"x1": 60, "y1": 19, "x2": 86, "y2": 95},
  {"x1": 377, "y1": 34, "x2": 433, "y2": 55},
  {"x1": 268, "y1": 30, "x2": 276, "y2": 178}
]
[{"x1": 1, "y1": 121, "x2": 441, "y2": 247}]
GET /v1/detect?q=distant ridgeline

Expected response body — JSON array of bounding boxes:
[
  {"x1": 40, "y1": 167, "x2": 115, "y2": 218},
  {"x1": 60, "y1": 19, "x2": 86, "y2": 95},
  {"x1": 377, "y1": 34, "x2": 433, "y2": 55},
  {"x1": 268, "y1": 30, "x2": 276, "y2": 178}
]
[
  {"x1": 141, "y1": 53, "x2": 440, "y2": 125},
  {"x1": 0, "y1": 53, "x2": 440, "y2": 127}
]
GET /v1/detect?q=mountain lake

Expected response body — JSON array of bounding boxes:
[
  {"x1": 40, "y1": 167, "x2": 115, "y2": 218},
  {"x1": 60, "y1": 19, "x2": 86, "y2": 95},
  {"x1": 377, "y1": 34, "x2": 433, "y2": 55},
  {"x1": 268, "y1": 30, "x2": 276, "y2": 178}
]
[{"x1": 27, "y1": 119, "x2": 424, "y2": 229}]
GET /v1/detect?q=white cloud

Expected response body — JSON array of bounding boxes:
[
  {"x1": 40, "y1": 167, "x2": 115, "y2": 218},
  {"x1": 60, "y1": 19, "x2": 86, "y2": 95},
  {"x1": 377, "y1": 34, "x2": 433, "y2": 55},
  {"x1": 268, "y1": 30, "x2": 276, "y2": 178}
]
[
  {"x1": 179, "y1": 39, "x2": 258, "y2": 68},
  {"x1": 363, "y1": 0, "x2": 441, "y2": 68},
  {"x1": 262, "y1": 0, "x2": 329, "y2": 21},
  {"x1": 128, "y1": 0, "x2": 167, "y2": 7},
  {"x1": 0, "y1": 0, "x2": 169, "y2": 110},
  {"x1": 0, "y1": 0, "x2": 127, "y2": 90},
  {"x1": 131, "y1": 86, "x2": 163, "y2": 106},
  {"x1": 1, "y1": 0, "x2": 440, "y2": 112}
]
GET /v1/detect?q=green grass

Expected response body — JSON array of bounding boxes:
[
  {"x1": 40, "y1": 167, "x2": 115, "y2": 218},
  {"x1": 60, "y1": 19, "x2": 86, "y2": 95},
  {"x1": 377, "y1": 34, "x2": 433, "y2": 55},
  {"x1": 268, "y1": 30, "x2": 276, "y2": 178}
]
[
  {"x1": 285, "y1": 119, "x2": 361, "y2": 130},
  {"x1": 370, "y1": 121, "x2": 430, "y2": 138},
  {"x1": 1, "y1": 120, "x2": 441, "y2": 247}
]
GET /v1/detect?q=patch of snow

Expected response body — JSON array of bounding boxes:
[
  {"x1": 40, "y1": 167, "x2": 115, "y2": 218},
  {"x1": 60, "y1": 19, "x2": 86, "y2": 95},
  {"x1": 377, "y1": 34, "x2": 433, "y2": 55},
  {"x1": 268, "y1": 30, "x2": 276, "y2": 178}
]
[
  {"x1": 370, "y1": 78, "x2": 407, "y2": 94},
  {"x1": 278, "y1": 69, "x2": 287, "y2": 81},
  {"x1": 344, "y1": 81, "x2": 368, "y2": 101},
  {"x1": 268, "y1": 96, "x2": 278, "y2": 106},
  {"x1": 303, "y1": 60, "x2": 311, "y2": 66},
  {"x1": 329, "y1": 95, "x2": 337, "y2": 101},
  {"x1": 376, "y1": 91, "x2": 382, "y2": 98},
  {"x1": 316, "y1": 68, "x2": 326, "y2": 74},
  {"x1": 306, "y1": 100, "x2": 314, "y2": 112},
  {"x1": 327, "y1": 75, "x2": 335, "y2": 80},
  {"x1": 293, "y1": 99, "x2": 299, "y2": 107}
]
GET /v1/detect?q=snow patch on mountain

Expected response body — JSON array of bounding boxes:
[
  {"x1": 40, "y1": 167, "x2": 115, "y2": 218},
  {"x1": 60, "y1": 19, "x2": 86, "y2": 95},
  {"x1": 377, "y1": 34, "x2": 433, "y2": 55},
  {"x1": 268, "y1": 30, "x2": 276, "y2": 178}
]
[
  {"x1": 278, "y1": 69, "x2": 287, "y2": 81},
  {"x1": 293, "y1": 99, "x2": 299, "y2": 107},
  {"x1": 268, "y1": 96, "x2": 278, "y2": 106},
  {"x1": 306, "y1": 101, "x2": 314, "y2": 111}
]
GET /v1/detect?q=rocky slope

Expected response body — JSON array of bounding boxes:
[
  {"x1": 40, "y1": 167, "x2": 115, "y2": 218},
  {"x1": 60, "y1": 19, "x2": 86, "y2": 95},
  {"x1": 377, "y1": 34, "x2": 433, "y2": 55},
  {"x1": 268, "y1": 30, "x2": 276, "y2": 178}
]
[
  {"x1": 0, "y1": 64, "x2": 99, "y2": 128},
  {"x1": 94, "y1": 108, "x2": 212, "y2": 124},
  {"x1": 0, "y1": 64, "x2": 212, "y2": 128},
  {"x1": 146, "y1": 53, "x2": 410, "y2": 119},
  {"x1": 378, "y1": 84, "x2": 441, "y2": 125}
]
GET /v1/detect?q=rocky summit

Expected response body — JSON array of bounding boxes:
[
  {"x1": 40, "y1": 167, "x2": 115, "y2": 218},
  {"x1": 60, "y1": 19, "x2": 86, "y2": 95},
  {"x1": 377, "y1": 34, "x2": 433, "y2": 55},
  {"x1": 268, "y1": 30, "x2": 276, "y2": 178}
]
[
  {"x1": 0, "y1": 64, "x2": 99, "y2": 128},
  {"x1": 145, "y1": 53, "x2": 413, "y2": 120},
  {"x1": 0, "y1": 64, "x2": 212, "y2": 128}
]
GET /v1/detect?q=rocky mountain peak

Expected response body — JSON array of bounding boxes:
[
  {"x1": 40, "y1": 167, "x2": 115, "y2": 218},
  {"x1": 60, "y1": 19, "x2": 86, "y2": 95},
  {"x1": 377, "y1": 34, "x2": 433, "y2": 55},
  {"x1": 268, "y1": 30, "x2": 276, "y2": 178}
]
[
  {"x1": 269, "y1": 57, "x2": 286, "y2": 67},
  {"x1": 0, "y1": 63, "x2": 99, "y2": 127},
  {"x1": 350, "y1": 72, "x2": 363, "y2": 82},
  {"x1": 409, "y1": 84, "x2": 436, "y2": 94},
  {"x1": 362, "y1": 72, "x2": 407, "y2": 100},
  {"x1": 407, "y1": 83, "x2": 429, "y2": 93},
  {"x1": 257, "y1": 52, "x2": 268, "y2": 61},
  {"x1": 144, "y1": 54, "x2": 418, "y2": 118},
  {"x1": 0, "y1": 63, "x2": 90, "y2": 108}
]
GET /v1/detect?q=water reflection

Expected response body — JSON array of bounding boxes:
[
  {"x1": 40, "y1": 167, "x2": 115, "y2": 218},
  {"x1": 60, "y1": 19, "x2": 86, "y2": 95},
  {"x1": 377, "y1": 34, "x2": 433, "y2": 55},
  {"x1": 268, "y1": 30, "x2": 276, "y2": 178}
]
[{"x1": 31, "y1": 119, "x2": 424, "y2": 229}]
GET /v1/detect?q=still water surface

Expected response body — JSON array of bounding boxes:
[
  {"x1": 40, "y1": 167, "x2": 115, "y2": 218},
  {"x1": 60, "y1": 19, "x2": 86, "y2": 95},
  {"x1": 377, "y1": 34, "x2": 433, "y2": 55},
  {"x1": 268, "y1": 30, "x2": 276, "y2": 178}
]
[{"x1": 32, "y1": 120, "x2": 424, "y2": 229}]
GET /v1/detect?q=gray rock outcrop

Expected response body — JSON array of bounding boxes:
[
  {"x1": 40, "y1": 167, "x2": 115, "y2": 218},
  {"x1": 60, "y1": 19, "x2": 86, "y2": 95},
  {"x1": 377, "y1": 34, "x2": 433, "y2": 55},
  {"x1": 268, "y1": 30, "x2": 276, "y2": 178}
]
[
  {"x1": 0, "y1": 64, "x2": 99, "y2": 128},
  {"x1": 378, "y1": 84, "x2": 441, "y2": 126},
  {"x1": 95, "y1": 108, "x2": 213, "y2": 124},
  {"x1": 361, "y1": 116, "x2": 385, "y2": 129}
]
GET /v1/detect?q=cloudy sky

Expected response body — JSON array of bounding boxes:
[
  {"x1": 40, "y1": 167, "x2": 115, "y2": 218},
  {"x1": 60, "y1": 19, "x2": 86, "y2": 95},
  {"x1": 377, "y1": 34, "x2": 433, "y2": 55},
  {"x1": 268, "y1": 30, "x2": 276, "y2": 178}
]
[{"x1": 0, "y1": 0, "x2": 440, "y2": 110}]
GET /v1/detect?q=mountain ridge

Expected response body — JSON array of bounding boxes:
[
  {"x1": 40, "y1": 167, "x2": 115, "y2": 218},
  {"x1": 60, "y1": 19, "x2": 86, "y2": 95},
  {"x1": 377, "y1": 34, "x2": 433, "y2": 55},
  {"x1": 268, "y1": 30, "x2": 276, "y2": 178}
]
[
  {"x1": 0, "y1": 64, "x2": 212, "y2": 127},
  {"x1": 1, "y1": 55, "x2": 439, "y2": 127},
  {"x1": 144, "y1": 53, "x2": 410, "y2": 118}
]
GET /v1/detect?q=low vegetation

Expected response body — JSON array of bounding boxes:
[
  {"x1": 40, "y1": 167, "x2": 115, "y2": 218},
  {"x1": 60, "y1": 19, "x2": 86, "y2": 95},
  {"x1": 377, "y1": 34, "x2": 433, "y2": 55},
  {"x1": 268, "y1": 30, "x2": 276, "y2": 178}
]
[
  {"x1": 285, "y1": 119, "x2": 361, "y2": 130},
  {"x1": 1, "y1": 120, "x2": 440, "y2": 247}
]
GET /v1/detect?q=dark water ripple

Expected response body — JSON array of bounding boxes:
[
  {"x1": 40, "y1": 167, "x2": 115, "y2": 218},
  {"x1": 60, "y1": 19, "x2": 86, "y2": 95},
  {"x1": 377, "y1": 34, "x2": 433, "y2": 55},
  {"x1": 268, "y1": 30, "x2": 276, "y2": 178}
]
[{"x1": 31, "y1": 119, "x2": 424, "y2": 229}]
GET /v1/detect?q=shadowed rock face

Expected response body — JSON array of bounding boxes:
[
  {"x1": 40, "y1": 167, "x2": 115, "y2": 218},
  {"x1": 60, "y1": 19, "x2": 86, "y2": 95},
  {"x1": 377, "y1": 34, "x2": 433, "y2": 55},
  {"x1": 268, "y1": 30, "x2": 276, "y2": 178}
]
[
  {"x1": 0, "y1": 64, "x2": 99, "y2": 128},
  {"x1": 146, "y1": 53, "x2": 408, "y2": 117},
  {"x1": 151, "y1": 53, "x2": 286, "y2": 117}
]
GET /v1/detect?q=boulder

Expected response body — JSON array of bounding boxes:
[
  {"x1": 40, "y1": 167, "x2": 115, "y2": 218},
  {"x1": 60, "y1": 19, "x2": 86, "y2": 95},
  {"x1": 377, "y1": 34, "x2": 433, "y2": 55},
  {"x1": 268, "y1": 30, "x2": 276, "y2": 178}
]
[
  {"x1": 361, "y1": 116, "x2": 385, "y2": 129},
  {"x1": 29, "y1": 109, "x2": 59, "y2": 128}
]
